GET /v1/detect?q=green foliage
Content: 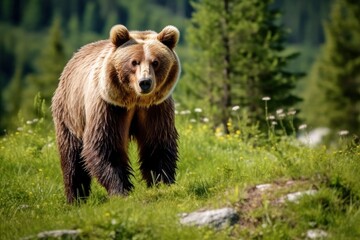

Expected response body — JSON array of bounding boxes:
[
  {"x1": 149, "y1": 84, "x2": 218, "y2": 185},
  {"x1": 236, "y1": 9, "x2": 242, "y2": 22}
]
[
  {"x1": 1, "y1": 2, "x2": 358, "y2": 237},
  {"x1": 0, "y1": 0, "x2": 190, "y2": 131},
  {"x1": 0, "y1": 25, "x2": 31, "y2": 130},
  {"x1": 0, "y1": 0, "x2": 356, "y2": 144},
  {"x1": 2, "y1": 64, "x2": 23, "y2": 130},
  {"x1": 183, "y1": 0, "x2": 232, "y2": 130},
  {"x1": 302, "y1": 0, "x2": 360, "y2": 137},
  {"x1": 82, "y1": 2, "x2": 98, "y2": 33},
  {"x1": 183, "y1": 0, "x2": 302, "y2": 133},
  {"x1": 0, "y1": 112, "x2": 359, "y2": 239},
  {"x1": 21, "y1": 0, "x2": 43, "y2": 30},
  {"x1": 21, "y1": 17, "x2": 66, "y2": 119},
  {"x1": 273, "y1": 0, "x2": 331, "y2": 46}
]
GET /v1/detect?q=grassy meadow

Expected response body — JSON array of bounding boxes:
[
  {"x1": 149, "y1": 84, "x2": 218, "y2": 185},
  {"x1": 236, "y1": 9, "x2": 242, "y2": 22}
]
[{"x1": 0, "y1": 109, "x2": 360, "y2": 240}]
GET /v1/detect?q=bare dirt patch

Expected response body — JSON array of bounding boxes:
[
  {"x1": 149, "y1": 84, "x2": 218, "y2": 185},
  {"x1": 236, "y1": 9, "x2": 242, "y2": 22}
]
[{"x1": 234, "y1": 178, "x2": 318, "y2": 231}]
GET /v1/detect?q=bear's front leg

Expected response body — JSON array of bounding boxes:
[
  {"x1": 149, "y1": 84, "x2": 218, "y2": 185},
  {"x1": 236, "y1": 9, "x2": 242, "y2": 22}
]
[
  {"x1": 135, "y1": 98, "x2": 179, "y2": 186},
  {"x1": 138, "y1": 140, "x2": 178, "y2": 186},
  {"x1": 55, "y1": 122, "x2": 92, "y2": 204},
  {"x1": 82, "y1": 104, "x2": 134, "y2": 196}
]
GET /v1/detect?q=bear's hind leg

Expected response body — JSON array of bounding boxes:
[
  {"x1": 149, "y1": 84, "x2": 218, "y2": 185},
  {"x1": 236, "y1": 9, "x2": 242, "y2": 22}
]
[{"x1": 56, "y1": 122, "x2": 91, "y2": 203}]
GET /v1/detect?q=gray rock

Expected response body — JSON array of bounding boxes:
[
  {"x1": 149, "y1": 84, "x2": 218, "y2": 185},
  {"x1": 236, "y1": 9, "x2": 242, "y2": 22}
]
[
  {"x1": 22, "y1": 229, "x2": 81, "y2": 240},
  {"x1": 255, "y1": 183, "x2": 272, "y2": 191},
  {"x1": 180, "y1": 207, "x2": 239, "y2": 229},
  {"x1": 306, "y1": 229, "x2": 328, "y2": 239},
  {"x1": 37, "y1": 230, "x2": 81, "y2": 239},
  {"x1": 279, "y1": 190, "x2": 318, "y2": 203}
]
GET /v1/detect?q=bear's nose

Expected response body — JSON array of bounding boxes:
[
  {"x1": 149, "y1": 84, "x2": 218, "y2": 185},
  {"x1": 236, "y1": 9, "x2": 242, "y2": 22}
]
[{"x1": 138, "y1": 78, "x2": 153, "y2": 93}]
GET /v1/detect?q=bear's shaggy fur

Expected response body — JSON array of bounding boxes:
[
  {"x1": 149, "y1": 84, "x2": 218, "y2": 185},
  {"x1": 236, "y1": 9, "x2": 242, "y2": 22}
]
[{"x1": 52, "y1": 25, "x2": 180, "y2": 203}]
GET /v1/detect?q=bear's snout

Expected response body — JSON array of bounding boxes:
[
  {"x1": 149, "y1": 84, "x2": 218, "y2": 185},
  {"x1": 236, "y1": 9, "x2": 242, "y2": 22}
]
[{"x1": 138, "y1": 78, "x2": 153, "y2": 94}]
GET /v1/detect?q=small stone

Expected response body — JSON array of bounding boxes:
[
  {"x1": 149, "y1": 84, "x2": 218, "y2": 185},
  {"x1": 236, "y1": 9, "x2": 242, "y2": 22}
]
[
  {"x1": 286, "y1": 180, "x2": 295, "y2": 185},
  {"x1": 38, "y1": 230, "x2": 81, "y2": 239},
  {"x1": 21, "y1": 230, "x2": 81, "y2": 240},
  {"x1": 18, "y1": 204, "x2": 30, "y2": 210},
  {"x1": 255, "y1": 184, "x2": 272, "y2": 191},
  {"x1": 280, "y1": 190, "x2": 318, "y2": 203},
  {"x1": 306, "y1": 229, "x2": 328, "y2": 239},
  {"x1": 180, "y1": 207, "x2": 239, "y2": 229}
]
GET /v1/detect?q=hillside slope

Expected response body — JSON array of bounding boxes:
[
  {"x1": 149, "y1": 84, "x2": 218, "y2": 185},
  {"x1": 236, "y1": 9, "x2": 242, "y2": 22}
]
[{"x1": 0, "y1": 114, "x2": 359, "y2": 239}]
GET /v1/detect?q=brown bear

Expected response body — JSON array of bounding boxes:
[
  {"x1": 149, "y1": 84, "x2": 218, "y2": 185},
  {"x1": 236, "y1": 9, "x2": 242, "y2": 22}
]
[{"x1": 51, "y1": 25, "x2": 180, "y2": 203}]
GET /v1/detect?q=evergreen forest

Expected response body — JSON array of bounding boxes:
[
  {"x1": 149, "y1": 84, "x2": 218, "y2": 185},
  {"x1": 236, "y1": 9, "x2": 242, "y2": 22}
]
[{"x1": 0, "y1": 0, "x2": 359, "y2": 138}]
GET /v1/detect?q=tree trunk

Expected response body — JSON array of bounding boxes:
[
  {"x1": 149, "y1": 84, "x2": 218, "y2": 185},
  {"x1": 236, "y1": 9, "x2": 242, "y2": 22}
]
[{"x1": 221, "y1": 0, "x2": 231, "y2": 134}]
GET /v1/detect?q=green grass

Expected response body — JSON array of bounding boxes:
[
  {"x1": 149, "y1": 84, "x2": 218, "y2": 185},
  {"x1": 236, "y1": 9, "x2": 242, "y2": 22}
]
[{"x1": 0, "y1": 114, "x2": 359, "y2": 239}]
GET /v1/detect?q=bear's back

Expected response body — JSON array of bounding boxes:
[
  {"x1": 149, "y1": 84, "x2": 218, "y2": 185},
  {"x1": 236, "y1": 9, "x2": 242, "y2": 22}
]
[
  {"x1": 62, "y1": 40, "x2": 112, "y2": 82},
  {"x1": 53, "y1": 40, "x2": 114, "y2": 138}
]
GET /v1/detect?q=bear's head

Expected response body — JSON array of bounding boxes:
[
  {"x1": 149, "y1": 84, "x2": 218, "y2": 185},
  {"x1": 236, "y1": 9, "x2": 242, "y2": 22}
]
[{"x1": 100, "y1": 25, "x2": 180, "y2": 108}]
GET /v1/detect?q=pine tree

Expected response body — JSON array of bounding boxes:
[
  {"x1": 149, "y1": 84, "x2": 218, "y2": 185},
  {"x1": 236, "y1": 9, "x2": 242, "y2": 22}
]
[
  {"x1": 185, "y1": 0, "x2": 232, "y2": 132},
  {"x1": 184, "y1": 0, "x2": 301, "y2": 132},
  {"x1": 302, "y1": 0, "x2": 360, "y2": 136},
  {"x1": 21, "y1": 17, "x2": 66, "y2": 119},
  {"x1": 2, "y1": 62, "x2": 24, "y2": 129},
  {"x1": 83, "y1": 2, "x2": 96, "y2": 32},
  {"x1": 67, "y1": 14, "x2": 81, "y2": 48},
  {"x1": 22, "y1": 0, "x2": 43, "y2": 30},
  {"x1": 238, "y1": 0, "x2": 302, "y2": 127},
  {"x1": 0, "y1": 0, "x2": 13, "y2": 21},
  {"x1": 102, "y1": 11, "x2": 118, "y2": 36},
  {"x1": 1, "y1": 29, "x2": 26, "y2": 130}
]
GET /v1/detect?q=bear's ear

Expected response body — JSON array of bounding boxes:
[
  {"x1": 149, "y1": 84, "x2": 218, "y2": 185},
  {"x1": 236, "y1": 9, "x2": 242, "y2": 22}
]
[
  {"x1": 157, "y1": 25, "x2": 180, "y2": 49},
  {"x1": 110, "y1": 25, "x2": 130, "y2": 47}
]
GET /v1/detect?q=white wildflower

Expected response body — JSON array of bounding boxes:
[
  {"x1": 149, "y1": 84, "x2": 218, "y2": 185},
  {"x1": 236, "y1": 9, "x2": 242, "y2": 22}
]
[
  {"x1": 338, "y1": 130, "x2": 349, "y2": 136},
  {"x1": 180, "y1": 110, "x2": 191, "y2": 115},
  {"x1": 268, "y1": 115, "x2": 275, "y2": 120},
  {"x1": 298, "y1": 124, "x2": 307, "y2": 130},
  {"x1": 262, "y1": 96, "x2": 271, "y2": 101},
  {"x1": 276, "y1": 109, "x2": 284, "y2": 115},
  {"x1": 194, "y1": 108, "x2": 202, "y2": 113},
  {"x1": 287, "y1": 110, "x2": 297, "y2": 116},
  {"x1": 277, "y1": 113, "x2": 286, "y2": 119},
  {"x1": 232, "y1": 105, "x2": 240, "y2": 111},
  {"x1": 202, "y1": 117, "x2": 209, "y2": 123}
]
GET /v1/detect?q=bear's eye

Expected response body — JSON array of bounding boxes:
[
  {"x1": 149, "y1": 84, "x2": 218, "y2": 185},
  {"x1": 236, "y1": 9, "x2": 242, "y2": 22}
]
[
  {"x1": 131, "y1": 60, "x2": 139, "y2": 67},
  {"x1": 152, "y1": 60, "x2": 159, "y2": 68}
]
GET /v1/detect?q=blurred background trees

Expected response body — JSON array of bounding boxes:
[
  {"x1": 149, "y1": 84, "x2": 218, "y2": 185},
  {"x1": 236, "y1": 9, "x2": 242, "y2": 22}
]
[
  {"x1": 0, "y1": 0, "x2": 358, "y2": 138},
  {"x1": 184, "y1": 0, "x2": 302, "y2": 132},
  {"x1": 0, "y1": 0, "x2": 191, "y2": 130},
  {"x1": 302, "y1": 0, "x2": 360, "y2": 136},
  {"x1": 21, "y1": 17, "x2": 66, "y2": 119}
]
